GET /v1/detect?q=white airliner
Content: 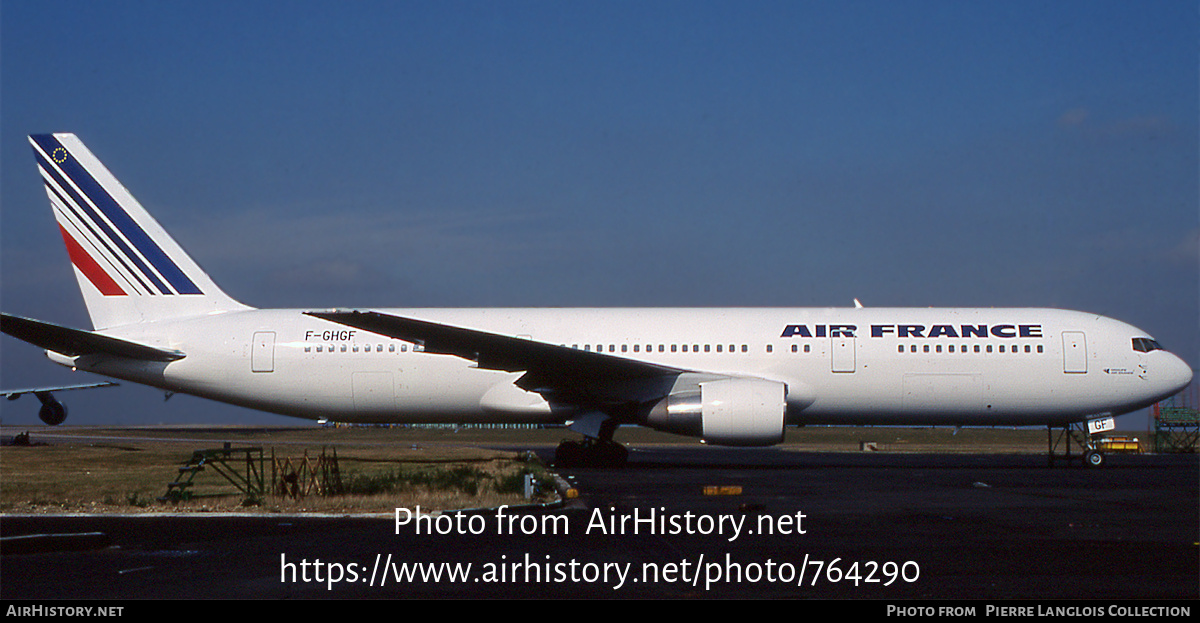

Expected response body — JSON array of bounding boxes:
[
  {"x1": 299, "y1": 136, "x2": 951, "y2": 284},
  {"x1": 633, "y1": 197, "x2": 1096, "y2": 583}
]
[{"x1": 2, "y1": 133, "x2": 1192, "y2": 466}]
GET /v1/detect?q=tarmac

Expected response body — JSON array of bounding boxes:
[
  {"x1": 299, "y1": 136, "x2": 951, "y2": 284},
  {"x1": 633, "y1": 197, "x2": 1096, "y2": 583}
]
[{"x1": 2, "y1": 444, "x2": 1196, "y2": 600}]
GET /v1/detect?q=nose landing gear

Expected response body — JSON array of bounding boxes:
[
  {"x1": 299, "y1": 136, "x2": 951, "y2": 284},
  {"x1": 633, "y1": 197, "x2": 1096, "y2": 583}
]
[{"x1": 1048, "y1": 422, "x2": 1108, "y2": 468}]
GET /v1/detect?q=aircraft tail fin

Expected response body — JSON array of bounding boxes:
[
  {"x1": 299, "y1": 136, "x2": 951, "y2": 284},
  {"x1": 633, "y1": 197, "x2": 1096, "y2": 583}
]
[{"x1": 29, "y1": 134, "x2": 251, "y2": 329}]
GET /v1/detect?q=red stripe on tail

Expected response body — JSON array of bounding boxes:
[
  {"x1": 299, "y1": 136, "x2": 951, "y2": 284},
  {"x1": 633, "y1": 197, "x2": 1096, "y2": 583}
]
[{"x1": 58, "y1": 224, "x2": 126, "y2": 296}]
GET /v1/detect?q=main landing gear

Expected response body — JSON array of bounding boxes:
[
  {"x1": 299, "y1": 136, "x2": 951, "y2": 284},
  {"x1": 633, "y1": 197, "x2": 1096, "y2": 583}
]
[
  {"x1": 554, "y1": 437, "x2": 629, "y2": 468},
  {"x1": 554, "y1": 417, "x2": 628, "y2": 468}
]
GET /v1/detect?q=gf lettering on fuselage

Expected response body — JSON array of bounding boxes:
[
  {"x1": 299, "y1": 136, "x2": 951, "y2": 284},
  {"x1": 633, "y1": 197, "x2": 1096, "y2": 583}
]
[{"x1": 780, "y1": 324, "x2": 1044, "y2": 339}]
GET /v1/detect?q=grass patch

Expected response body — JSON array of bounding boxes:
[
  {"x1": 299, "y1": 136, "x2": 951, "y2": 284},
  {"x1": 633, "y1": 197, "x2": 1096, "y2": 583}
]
[
  {"x1": 1, "y1": 427, "x2": 560, "y2": 513},
  {"x1": 343, "y1": 465, "x2": 489, "y2": 497}
]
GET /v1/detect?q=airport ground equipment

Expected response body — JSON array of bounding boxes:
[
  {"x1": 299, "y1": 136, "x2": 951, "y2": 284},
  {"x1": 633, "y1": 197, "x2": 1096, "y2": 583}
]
[
  {"x1": 160, "y1": 445, "x2": 265, "y2": 502},
  {"x1": 1153, "y1": 398, "x2": 1198, "y2": 453},
  {"x1": 1094, "y1": 436, "x2": 1141, "y2": 454},
  {"x1": 270, "y1": 447, "x2": 343, "y2": 499}
]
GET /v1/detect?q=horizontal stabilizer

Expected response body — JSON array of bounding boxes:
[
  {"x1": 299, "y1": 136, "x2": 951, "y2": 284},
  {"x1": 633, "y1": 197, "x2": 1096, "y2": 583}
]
[{"x1": 1, "y1": 313, "x2": 184, "y2": 362}]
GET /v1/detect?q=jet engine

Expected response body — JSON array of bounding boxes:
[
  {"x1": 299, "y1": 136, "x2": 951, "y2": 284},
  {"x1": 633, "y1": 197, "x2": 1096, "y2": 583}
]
[
  {"x1": 644, "y1": 378, "x2": 786, "y2": 446},
  {"x1": 35, "y1": 392, "x2": 67, "y2": 426}
]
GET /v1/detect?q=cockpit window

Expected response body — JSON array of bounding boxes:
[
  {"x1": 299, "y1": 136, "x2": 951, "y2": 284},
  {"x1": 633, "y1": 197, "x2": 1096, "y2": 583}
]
[{"x1": 1132, "y1": 338, "x2": 1164, "y2": 353}]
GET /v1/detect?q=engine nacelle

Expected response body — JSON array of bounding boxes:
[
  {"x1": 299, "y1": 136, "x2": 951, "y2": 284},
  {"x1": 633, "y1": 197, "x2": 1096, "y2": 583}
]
[
  {"x1": 645, "y1": 378, "x2": 786, "y2": 446},
  {"x1": 36, "y1": 393, "x2": 67, "y2": 426}
]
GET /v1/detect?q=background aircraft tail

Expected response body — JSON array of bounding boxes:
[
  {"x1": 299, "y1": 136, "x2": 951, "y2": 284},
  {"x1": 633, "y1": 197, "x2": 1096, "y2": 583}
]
[{"x1": 29, "y1": 133, "x2": 251, "y2": 329}]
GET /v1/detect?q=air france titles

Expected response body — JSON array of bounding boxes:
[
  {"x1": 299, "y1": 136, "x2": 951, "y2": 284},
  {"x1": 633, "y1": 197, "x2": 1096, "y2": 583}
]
[{"x1": 780, "y1": 324, "x2": 1043, "y2": 339}]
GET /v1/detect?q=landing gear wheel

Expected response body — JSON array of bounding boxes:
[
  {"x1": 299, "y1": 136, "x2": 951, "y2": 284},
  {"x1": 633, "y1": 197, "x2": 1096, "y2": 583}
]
[
  {"x1": 555, "y1": 439, "x2": 585, "y2": 468},
  {"x1": 1083, "y1": 450, "x2": 1105, "y2": 468},
  {"x1": 594, "y1": 440, "x2": 628, "y2": 466},
  {"x1": 555, "y1": 438, "x2": 628, "y2": 468}
]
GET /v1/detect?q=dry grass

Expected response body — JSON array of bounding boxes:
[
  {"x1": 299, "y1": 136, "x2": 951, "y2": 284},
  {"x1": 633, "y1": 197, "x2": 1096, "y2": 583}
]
[
  {"x1": 0, "y1": 426, "x2": 558, "y2": 514},
  {"x1": 0, "y1": 423, "x2": 1128, "y2": 514}
]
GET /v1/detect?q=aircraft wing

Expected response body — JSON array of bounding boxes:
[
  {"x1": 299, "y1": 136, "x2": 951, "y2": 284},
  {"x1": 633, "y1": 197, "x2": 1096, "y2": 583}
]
[
  {"x1": 1, "y1": 314, "x2": 185, "y2": 362},
  {"x1": 3, "y1": 382, "x2": 118, "y2": 399},
  {"x1": 306, "y1": 310, "x2": 683, "y2": 397}
]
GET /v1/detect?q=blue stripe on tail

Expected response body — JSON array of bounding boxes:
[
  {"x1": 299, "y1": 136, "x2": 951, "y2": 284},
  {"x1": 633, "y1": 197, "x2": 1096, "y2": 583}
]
[{"x1": 30, "y1": 134, "x2": 202, "y2": 296}]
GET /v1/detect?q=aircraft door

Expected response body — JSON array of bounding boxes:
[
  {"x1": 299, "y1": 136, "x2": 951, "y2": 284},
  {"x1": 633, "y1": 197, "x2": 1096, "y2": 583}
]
[
  {"x1": 831, "y1": 337, "x2": 856, "y2": 373},
  {"x1": 353, "y1": 371, "x2": 396, "y2": 414},
  {"x1": 251, "y1": 331, "x2": 276, "y2": 373},
  {"x1": 1062, "y1": 331, "x2": 1087, "y2": 374}
]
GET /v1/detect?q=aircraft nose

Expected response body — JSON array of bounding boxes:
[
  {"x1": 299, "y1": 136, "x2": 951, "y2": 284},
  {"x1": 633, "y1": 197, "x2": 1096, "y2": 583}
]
[{"x1": 1160, "y1": 352, "x2": 1194, "y2": 397}]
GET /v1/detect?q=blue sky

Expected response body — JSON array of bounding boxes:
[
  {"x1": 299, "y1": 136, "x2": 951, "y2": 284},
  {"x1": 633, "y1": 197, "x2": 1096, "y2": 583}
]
[{"x1": 2, "y1": 1, "x2": 1196, "y2": 426}]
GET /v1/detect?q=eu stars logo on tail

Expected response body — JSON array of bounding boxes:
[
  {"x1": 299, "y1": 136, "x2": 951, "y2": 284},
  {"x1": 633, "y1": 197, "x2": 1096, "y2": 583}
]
[{"x1": 28, "y1": 133, "x2": 249, "y2": 330}]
